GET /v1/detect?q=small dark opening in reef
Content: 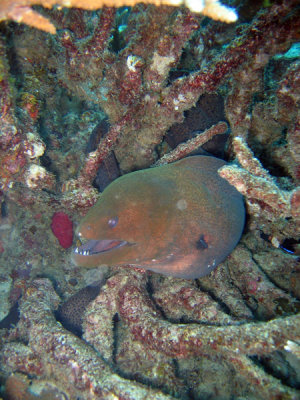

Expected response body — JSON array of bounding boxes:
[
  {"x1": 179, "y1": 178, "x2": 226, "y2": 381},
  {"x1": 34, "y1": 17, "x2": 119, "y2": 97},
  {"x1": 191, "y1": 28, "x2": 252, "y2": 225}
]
[
  {"x1": 112, "y1": 312, "x2": 119, "y2": 364},
  {"x1": 247, "y1": 129, "x2": 291, "y2": 180},
  {"x1": 260, "y1": 231, "x2": 270, "y2": 242},
  {"x1": 39, "y1": 154, "x2": 52, "y2": 169},
  {"x1": 166, "y1": 67, "x2": 191, "y2": 86},
  {"x1": 0, "y1": 301, "x2": 20, "y2": 330},
  {"x1": 1, "y1": 200, "x2": 8, "y2": 218},
  {"x1": 250, "y1": 354, "x2": 300, "y2": 389},
  {"x1": 3, "y1": 24, "x2": 24, "y2": 91},
  {"x1": 164, "y1": 93, "x2": 228, "y2": 159},
  {"x1": 280, "y1": 238, "x2": 299, "y2": 255},
  {"x1": 109, "y1": 7, "x2": 131, "y2": 54},
  {"x1": 86, "y1": 118, "x2": 121, "y2": 191}
]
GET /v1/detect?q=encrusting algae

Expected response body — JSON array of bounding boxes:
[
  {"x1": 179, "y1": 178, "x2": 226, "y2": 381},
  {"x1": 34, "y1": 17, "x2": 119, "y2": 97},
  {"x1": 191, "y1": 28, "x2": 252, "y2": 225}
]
[{"x1": 0, "y1": 1, "x2": 299, "y2": 399}]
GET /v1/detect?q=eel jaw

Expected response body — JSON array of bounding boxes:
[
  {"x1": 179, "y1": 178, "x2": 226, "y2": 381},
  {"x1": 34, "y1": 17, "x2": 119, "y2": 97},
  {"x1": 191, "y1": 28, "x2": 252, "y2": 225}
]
[{"x1": 74, "y1": 239, "x2": 128, "y2": 256}]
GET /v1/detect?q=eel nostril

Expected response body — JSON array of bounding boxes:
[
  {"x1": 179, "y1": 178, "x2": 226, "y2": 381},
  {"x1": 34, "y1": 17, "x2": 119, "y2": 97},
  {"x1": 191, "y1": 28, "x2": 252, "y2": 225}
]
[{"x1": 108, "y1": 216, "x2": 119, "y2": 228}]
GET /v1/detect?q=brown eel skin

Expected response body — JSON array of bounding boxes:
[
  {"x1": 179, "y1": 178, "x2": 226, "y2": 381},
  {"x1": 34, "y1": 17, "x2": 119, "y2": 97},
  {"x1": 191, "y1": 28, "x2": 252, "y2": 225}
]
[{"x1": 73, "y1": 156, "x2": 245, "y2": 279}]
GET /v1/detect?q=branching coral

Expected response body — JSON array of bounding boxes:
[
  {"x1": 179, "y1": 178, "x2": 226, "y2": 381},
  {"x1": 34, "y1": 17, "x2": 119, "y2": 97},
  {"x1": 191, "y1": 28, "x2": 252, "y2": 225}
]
[
  {"x1": 1, "y1": 279, "x2": 174, "y2": 399},
  {"x1": 218, "y1": 136, "x2": 300, "y2": 223},
  {"x1": 0, "y1": 1, "x2": 300, "y2": 399},
  {"x1": 0, "y1": 0, "x2": 299, "y2": 210},
  {"x1": 2, "y1": 268, "x2": 299, "y2": 399},
  {"x1": 0, "y1": 0, "x2": 237, "y2": 35},
  {"x1": 155, "y1": 121, "x2": 228, "y2": 165},
  {"x1": 83, "y1": 257, "x2": 300, "y2": 399},
  {"x1": 55, "y1": 0, "x2": 299, "y2": 201}
]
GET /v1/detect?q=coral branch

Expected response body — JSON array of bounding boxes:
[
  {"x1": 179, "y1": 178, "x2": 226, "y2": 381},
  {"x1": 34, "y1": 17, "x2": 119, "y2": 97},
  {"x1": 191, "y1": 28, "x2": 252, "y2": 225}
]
[
  {"x1": 119, "y1": 275, "x2": 300, "y2": 358},
  {"x1": 77, "y1": 115, "x2": 130, "y2": 186},
  {"x1": 82, "y1": 268, "x2": 300, "y2": 398},
  {"x1": 162, "y1": 0, "x2": 299, "y2": 118},
  {"x1": 1, "y1": 278, "x2": 175, "y2": 400},
  {"x1": 155, "y1": 121, "x2": 228, "y2": 166},
  {"x1": 218, "y1": 137, "x2": 300, "y2": 221},
  {"x1": 88, "y1": 7, "x2": 117, "y2": 57},
  {"x1": 226, "y1": 354, "x2": 299, "y2": 400},
  {"x1": 84, "y1": 269, "x2": 300, "y2": 359},
  {"x1": 227, "y1": 245, "x2": 297, "y2": 320},
  {"x1": 111, "y1": 0, "x2": 299, "y2": 171}
]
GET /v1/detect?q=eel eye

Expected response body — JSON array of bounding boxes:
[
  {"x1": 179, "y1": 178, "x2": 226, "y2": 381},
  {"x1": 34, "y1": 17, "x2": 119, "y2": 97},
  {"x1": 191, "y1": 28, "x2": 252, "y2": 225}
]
[{"x1": 108, "y1": 217, "x2": 118, "y2": 228}]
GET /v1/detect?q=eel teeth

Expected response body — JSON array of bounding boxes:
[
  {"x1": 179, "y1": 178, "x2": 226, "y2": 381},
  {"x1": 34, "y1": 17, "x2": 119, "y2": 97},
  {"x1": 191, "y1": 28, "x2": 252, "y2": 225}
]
[{"x1": 74, "y1": 247, "x2": 90, "y2": 256}]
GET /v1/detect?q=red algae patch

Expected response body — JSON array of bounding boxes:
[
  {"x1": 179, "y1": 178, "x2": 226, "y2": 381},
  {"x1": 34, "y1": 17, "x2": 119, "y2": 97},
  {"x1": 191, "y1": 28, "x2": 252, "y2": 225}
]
[{"x1": 51, "y1": 212, "x2": 73, "y2": 249}]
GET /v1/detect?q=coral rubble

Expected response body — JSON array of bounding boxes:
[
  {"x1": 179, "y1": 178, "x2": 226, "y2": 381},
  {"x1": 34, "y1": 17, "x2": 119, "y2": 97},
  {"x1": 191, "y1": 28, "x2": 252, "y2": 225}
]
[{"x1": 0, "y1": 0, "x2": 300, "y2": 399}]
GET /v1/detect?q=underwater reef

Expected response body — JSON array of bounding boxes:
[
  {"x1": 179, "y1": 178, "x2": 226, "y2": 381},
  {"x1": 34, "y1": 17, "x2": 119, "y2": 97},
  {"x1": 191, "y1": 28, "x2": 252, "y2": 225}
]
[{"x1": 0, "y1": 0, "x2": 299, "y2": 399}]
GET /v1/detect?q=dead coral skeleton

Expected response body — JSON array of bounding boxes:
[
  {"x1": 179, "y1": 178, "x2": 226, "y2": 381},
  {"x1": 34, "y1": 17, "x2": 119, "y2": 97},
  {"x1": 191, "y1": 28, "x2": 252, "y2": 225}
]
[
  {"x1": 154, "y1": 121, "x2": 228, "y2": 166},
  {"x1": 0, "y1": 0, "x2": 237, "y2": 34},
  {"x1": 82, "y1": 260, "x2": 300, "y2": 399},
  {"x1": 0, "y1": 2, "x2": 300, "y2": 398},
  {"x1": 0, "y1": 39, "x2": 55, "y2": 193},
  {"x1": 2, "y1": 270, "x2": 299, "y2": 399},
  {"x1": 218, "y1": 136, "x2": 300, "y2": 223},
  {"x1": 60, "y1": 0, "x2": 299, "y2": 201},
  {"x1": 0, "y1": 1, "x2": 299, "y2": 212},
  {"x1": 1, "y1": 279, "x2": 174, "y2": 400}
]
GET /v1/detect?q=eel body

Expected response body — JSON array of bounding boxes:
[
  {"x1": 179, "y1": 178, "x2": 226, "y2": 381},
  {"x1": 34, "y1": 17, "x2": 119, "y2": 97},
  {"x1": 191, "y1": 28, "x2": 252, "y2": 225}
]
[{"x1": 73, "y1": 156, "x2": 245, "y2": 279}]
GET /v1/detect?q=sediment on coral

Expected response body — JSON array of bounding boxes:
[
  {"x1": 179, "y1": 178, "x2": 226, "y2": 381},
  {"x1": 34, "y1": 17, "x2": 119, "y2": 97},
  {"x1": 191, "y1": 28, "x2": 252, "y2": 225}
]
[{"x1": 0, "y1": 1, "x2": 299, "y2": 399}]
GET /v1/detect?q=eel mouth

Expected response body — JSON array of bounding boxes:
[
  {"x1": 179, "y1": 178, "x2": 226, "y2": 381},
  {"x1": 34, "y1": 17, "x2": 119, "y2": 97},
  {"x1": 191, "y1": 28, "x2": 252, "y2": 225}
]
[{"x1": 74, "y1": 239, "x2": 128, "y2": 256}]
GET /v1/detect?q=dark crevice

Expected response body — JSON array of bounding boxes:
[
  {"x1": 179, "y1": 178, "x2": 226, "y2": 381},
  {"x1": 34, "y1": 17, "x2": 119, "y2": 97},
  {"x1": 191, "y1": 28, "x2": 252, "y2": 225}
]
[
  {"x1": 147, "y1": 276, "x2": 238, "y2": 327},
  {"x1": 195, "y1": 280, "x2": 235, "y2": 317},
  {"x1": 172, "y1": 358, "x2": 196, "y2": 400},
  {"x1": 250, "y1": 354, "x2": 300, "y2": 389},
  {"x1": 146, "y1": 276, "x2": 168, "y2": 320},
  {"x1": 111, "y1": 312, "x2": 119, "y2": 365},
  {"x1": 245, "y1": 243, "x2": 298, "y2": 298}
]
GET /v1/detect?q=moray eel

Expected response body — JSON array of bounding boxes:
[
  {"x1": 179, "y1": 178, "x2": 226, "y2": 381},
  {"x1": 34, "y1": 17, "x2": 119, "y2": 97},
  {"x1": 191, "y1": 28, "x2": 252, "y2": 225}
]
[{"x1": 73, "y1": 156, "x2": 245, "y2": 279}]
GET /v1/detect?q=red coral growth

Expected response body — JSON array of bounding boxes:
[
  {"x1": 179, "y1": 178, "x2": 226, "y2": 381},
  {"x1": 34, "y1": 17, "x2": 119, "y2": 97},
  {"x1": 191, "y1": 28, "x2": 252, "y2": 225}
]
[{"x1": 50, "y1": 212, "x2": 73, "y2": 249}]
